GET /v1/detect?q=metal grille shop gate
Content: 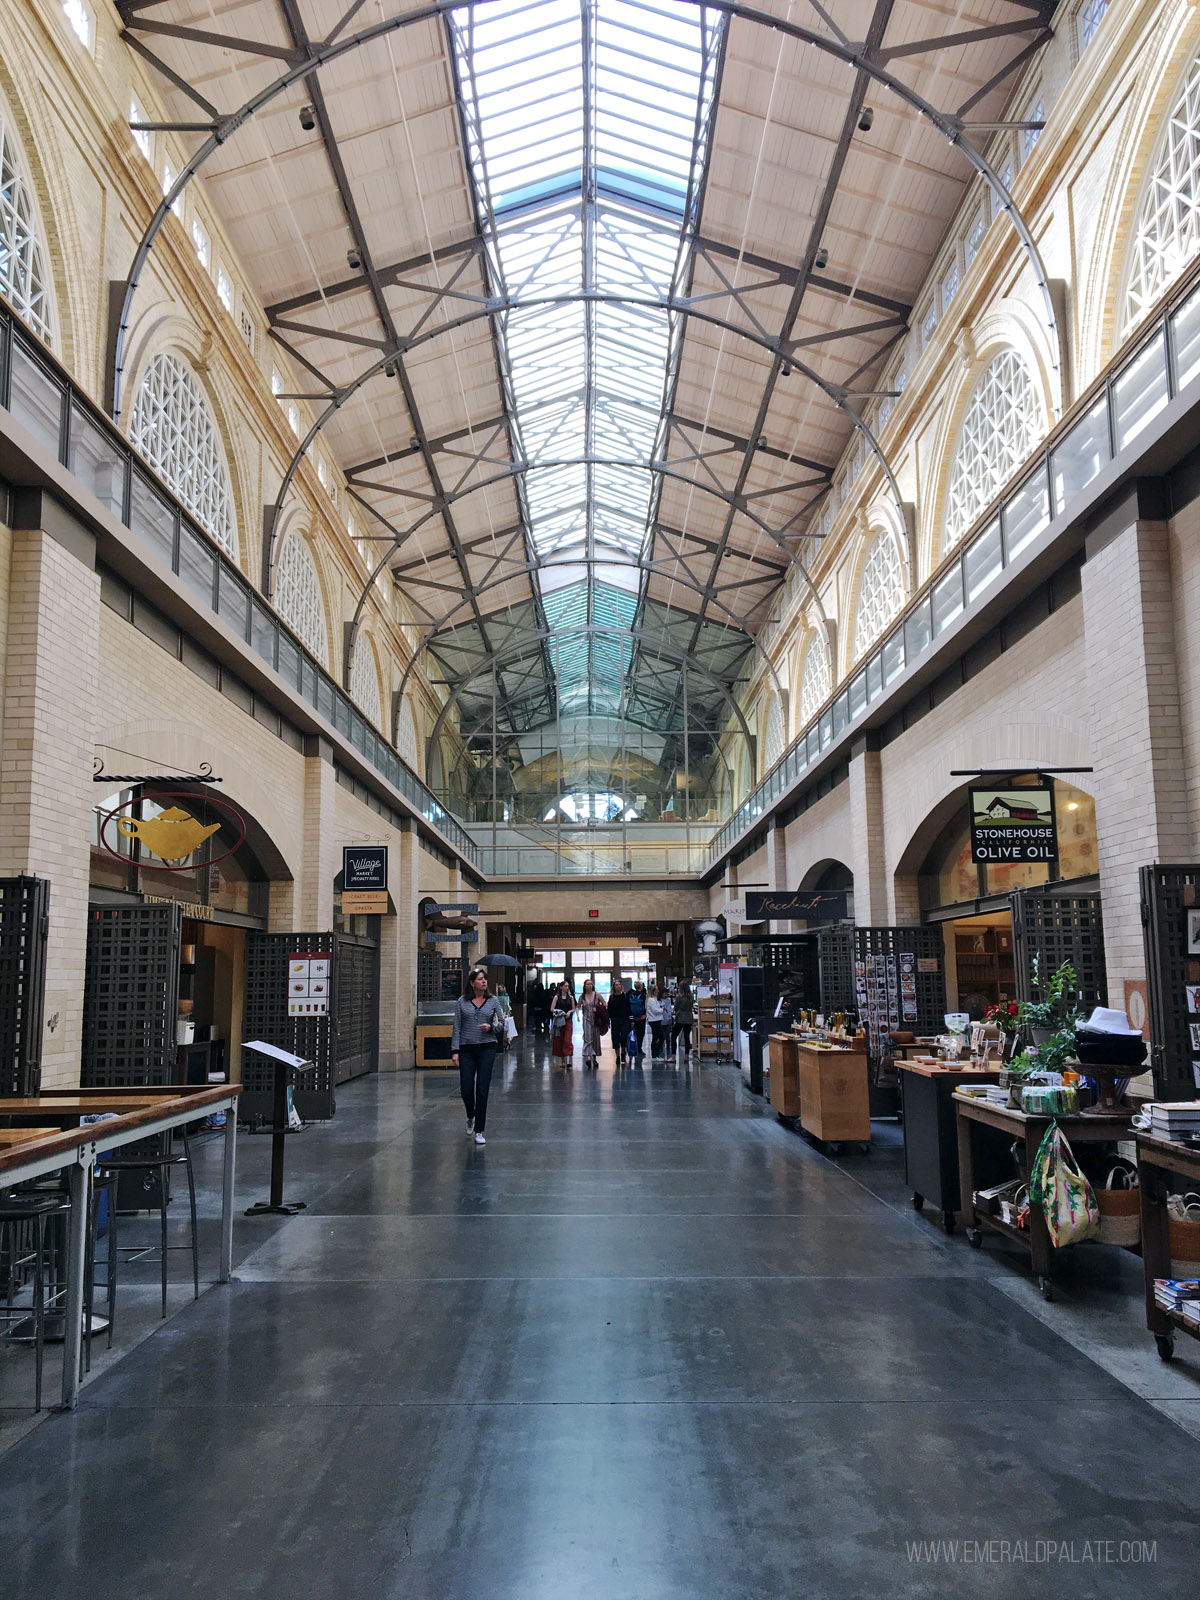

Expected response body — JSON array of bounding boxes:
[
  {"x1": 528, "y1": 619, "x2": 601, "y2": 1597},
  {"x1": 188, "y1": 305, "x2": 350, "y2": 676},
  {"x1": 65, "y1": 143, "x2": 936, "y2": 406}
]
[
  {"x1": 1010, "y1": 887, "x2": 1107, "y2": 1014},
  {"x1": 1140, "y1": 865, "x2": 1200, "y2": 1099},
  {"x1": 0, "y1": 876, "x2": 49, "y2": 1097},
  {"x1": 242, "y1": 932, "x2": 379, "y2": 1124},
  {"x1": 817, "y1": 926, "x2": 947, "y2": 1043},
  {"x1": 82, "y1": 902, "x2": 182, "y2": 1086}
]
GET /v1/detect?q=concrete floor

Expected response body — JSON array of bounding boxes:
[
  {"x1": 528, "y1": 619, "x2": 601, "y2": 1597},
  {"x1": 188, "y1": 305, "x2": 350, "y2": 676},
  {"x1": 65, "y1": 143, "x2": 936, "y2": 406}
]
[{"x1": 2, "y1": 1038, "x2": 1200, "y2": 1597}]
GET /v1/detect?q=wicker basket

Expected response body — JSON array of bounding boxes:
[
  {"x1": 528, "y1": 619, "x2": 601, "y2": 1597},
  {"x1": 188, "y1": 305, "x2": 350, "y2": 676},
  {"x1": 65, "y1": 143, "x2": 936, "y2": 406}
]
[
  {"x1": 1096, "y1": 1186, "x2": 1141, "y2": 1246},
  {"x1": 1170, "y1": 1213, "x2": 1200, "y2": 1277}
]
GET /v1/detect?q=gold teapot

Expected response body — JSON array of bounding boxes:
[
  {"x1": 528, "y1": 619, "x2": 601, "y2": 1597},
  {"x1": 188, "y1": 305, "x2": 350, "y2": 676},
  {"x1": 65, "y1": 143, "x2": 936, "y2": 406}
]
[{"x1": 118, "y1": 806, "x2": 220, "y2": 862}]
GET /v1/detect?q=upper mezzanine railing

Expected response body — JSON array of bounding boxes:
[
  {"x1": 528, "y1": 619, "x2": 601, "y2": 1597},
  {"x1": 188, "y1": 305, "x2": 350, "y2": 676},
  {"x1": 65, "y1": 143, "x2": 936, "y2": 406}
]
[{"x1": 706, "y1": 261, "x2": 1200, "y2": 871}]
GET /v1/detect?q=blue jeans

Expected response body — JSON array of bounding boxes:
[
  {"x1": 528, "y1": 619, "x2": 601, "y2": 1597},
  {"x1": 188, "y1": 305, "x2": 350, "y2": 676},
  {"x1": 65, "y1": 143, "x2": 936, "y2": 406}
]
[{"x1": 459, "y1": 1042, "x2": 498, "y2": 1132}]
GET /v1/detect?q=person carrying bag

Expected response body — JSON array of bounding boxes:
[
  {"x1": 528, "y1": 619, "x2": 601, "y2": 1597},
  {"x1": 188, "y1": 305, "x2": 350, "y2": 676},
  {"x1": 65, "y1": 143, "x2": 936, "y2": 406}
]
[{"x1": 452, "y1": 968, "x2": 505, "y2": 1145}]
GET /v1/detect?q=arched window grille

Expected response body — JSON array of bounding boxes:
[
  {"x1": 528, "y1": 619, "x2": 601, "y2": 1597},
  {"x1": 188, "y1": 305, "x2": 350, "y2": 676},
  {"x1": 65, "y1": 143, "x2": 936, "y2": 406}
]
[
  {"x1": 130, "y1": 352, "x2": 236, "y2": 555},
  {"x1": 349, "y1": 638, "x2": 382, "y2": 729},
  {"x1": 944, "y1": 350, "x2": 1043, "y2": 550},
  {"x1": 0, "y1": 108, "x2": 54, "y2": 345},
  {"x1": 1124, "y1": 54, "x2": 1200, "y2": 334},
  {"x1": 853, "y1": 532, "x2": 905, "y2": 660},
  {"x1": 275, "y1": 534, "x2": 327, "y2": 664},
  {"x1": 797, "y1": 635, "x2": 832, "y2": 725},
  {"x1": 396, "y1": 698, "x2": 419, "y2": 770},
  {"x1": 762, "y1": 695, "x2": 784, "y2": 772}
]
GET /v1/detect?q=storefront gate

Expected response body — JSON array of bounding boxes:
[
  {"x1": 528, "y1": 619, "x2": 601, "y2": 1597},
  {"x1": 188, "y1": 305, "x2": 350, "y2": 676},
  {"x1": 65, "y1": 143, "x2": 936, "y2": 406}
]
[
  {"x1": 1140, "y1": 865, "x2": 1200, "y2": 1100},
  {"x1": 0, "y1": 875, "x2": 50, "y2": 1096},
  {"x1": 82, "y1": 902, "x2": 182, "y2": 1086},
  {"x1": 1010, "y1": 886, "x2": 1107, "y2": 1017}
]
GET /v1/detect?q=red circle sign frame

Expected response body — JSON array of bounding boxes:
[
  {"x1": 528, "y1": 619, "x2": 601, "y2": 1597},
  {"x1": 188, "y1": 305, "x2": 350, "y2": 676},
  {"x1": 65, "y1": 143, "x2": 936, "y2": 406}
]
[{"x1": 98, "y1": 790, "x2": 248, "y2": 873}]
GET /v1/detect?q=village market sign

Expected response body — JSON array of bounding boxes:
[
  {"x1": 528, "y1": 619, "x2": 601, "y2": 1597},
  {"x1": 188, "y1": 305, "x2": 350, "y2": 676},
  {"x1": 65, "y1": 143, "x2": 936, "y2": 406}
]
[{"x1": 968, "y1": 782, "x2": 1058, "y2": 864}]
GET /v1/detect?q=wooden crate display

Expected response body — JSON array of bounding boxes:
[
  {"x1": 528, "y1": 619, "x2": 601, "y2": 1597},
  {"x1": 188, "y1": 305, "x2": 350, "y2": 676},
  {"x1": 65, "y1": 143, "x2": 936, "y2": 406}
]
[{"x1": 697, "y1": 994, "x2": 733, "y2": 1059}]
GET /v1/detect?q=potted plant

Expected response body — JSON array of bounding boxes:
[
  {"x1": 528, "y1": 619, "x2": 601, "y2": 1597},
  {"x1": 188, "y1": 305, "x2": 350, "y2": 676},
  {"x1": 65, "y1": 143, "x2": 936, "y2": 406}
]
[
  {"x1": 984, "y1": 999, "x2": 1020, "y2": 1062},
  {"x1": 1003, "y1": 1050, "x2": 1038, "y2": 1106},
  {"x1": 1018, "y1": 956, "x2": 1082, "y2": 1045}
]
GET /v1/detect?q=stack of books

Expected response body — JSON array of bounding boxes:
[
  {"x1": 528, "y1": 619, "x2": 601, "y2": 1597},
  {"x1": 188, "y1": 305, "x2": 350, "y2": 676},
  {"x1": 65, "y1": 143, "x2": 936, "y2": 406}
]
[
  {"x1": 1148, "y1": 1102, "x2": 1200, "y2": 1140},
  {"x1": 982, "y1": 1084, "x2": 1009, "y2": 1107},
  {"x1": 1153, "y1": 1279, "x2": 1200, "y2": 1326}
]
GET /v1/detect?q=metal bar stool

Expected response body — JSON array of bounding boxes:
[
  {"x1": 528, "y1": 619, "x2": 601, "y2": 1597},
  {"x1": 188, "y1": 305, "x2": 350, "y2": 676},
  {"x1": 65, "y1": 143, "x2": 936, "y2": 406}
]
[
  {"x1": 98, "y1": 1128, "x2": 199, "y2": 1317},
  {"x1": 0, "y1": 1190, "x2": 71, "y2": 1411}
]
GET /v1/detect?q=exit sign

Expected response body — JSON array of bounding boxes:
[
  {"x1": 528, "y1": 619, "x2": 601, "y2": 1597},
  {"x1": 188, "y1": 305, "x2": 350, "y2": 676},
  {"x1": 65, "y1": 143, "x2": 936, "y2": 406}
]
[{"x1": 588, "y1": 909, "x2": 599, "y2": 917}]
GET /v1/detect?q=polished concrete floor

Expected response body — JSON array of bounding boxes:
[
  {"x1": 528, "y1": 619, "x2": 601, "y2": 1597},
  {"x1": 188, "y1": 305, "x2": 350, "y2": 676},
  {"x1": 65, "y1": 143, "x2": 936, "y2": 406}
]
[{"x1": 3, "y1": 1037, "x2": 1200, "y2": 1597}]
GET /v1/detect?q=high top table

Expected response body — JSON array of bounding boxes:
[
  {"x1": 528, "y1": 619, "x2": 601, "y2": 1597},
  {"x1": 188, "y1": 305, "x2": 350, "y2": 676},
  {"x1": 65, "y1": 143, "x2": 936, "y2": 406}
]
[{"x1": 0, "y1": 1084, "x2": 240, "y2": 1408}]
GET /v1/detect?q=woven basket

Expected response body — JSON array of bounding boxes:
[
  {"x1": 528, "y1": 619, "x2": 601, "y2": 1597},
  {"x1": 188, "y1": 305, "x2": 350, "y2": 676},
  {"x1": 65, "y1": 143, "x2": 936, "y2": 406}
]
[
  {"x1": 1096, "y1": 1186, "x2": 1141, "y2": 1247},
  {"x1": 1170, "y1": 1213, "x2": 1200, "y2": 1277}
]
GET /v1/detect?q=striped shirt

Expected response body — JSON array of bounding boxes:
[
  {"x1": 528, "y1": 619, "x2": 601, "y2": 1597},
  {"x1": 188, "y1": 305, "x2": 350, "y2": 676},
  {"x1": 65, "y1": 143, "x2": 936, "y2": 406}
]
[{"x1": 451, "y1": 994, "x2": 503, "y2": 1051}]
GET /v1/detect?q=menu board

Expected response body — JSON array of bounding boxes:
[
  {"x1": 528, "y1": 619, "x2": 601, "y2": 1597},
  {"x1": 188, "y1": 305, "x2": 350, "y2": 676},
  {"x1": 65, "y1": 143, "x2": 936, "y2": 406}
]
[{"x1": 288, "y1": 952, "x2": 331, "y2": 1017}]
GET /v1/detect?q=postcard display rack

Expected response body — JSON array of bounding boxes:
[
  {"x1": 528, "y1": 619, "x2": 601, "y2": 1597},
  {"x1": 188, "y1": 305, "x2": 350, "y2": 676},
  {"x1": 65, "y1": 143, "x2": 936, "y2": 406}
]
[
  {"x1": 1140, "y1": 864, "x2": 1200, "y2": 1098},
  {"x1": 847, "y1": 928, "x2": 947, "y2": 1076}
]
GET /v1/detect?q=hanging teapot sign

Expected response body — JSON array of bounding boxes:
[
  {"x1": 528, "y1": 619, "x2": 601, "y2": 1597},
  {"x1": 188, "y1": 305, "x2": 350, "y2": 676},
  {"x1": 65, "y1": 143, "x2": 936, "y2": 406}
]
[{"x1": 98, "y1": 791, "x2": 246, "y2": 872}]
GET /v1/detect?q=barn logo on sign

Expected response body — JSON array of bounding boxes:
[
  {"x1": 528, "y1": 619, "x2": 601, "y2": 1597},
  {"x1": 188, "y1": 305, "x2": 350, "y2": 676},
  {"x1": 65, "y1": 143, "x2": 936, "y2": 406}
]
[{"x1": 968, "y1": 785, "x2": 1057, "y2": 863}]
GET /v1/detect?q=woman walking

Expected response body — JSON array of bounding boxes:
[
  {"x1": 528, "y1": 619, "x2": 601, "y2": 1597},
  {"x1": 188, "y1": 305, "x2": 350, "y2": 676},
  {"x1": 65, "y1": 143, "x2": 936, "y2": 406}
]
[
  {"x1": 646, "y1": 984, "x2": 664, "y2": 1059},
  {"x1": 451, "y1": 967, "x2": 504, "y2": 1145},
  {"x1": 674, "y1": 981, "x2": 695, "y2": 1056},
  {"x1": 629, "y1": 981, "x2": 647, "y2": 1059},
  {"x1": 580, "y1": 977, "x2": 602, "y2": 1069},
  {"x1": 608, "y1": 979, "x2": 631, "y2": 1067},
  {"x1": 551, "y1": 979, "x2": 576, "y2": 1064}
]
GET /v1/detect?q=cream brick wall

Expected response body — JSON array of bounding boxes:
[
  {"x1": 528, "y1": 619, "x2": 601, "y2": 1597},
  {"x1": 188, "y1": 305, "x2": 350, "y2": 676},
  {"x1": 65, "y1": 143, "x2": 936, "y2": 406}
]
[{"x1": 0, "y1": 528, "x2": 100, "y2": 1087}]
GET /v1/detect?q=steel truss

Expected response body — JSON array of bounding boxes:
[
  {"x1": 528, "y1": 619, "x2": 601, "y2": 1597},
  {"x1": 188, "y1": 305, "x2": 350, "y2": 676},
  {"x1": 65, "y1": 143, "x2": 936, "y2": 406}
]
[{"x1": 114, "y1": 0, "x2": 1058, "y2": 742}]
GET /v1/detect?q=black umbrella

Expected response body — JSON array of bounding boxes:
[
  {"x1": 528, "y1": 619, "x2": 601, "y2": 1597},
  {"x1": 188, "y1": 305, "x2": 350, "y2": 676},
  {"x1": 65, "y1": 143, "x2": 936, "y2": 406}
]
[{"x1": 482, "y1": 953, "x2": 520, "y2": 967}]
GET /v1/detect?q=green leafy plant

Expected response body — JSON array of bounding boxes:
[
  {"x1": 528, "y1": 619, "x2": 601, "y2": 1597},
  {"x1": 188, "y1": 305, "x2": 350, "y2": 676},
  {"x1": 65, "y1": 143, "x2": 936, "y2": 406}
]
[
  {"x1": 1018, "y1": 957, "x2": 1081, "y2": 1033},
  {"x1": 1032, "y1": 1027, "x2": 1078, "y2": 1076},
  {"x1": 1006, "y1": 1050, "x2": 1037, "y2": 1081}
]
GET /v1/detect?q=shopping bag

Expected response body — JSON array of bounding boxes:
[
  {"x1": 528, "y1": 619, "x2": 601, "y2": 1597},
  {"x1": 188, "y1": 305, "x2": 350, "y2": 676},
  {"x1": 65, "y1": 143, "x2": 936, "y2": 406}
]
[
  {"x1": 504, "y1": 1015, "x2": 518, "y2": 1042},
  {"x1": 627, "y1": 1026, "x2": 638, "y2": 1054},
  {"x1": 1028, "y1": 1124, "x2": 1100, "y2": 1247},
  {"x1": 596, "y1": 1000, "x2": 609, "y2": 1036}
]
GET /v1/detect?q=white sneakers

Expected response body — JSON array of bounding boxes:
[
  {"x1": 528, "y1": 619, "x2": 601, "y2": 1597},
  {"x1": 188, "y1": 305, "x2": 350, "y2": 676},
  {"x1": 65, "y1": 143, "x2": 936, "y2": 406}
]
[
  {"x1": 466, "y1": 1117, "x2": 474, "y2": 1136},
  {"x1": 474, "y1": 1130, "x2": 486, "y2": 1144}
]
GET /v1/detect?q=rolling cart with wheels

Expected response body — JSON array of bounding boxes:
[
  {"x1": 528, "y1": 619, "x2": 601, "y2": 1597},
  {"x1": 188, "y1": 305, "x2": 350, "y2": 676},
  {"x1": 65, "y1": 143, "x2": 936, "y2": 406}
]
[
  {"x1": 955, "y1": 1093, "x2": 1130, "y2": 1298},
  {"x1": 900, "y1": 1063, "x2": 1000, "y2": 1234},
  {"x1": 1136, "y1": 1131, "x2": 1200, "y2": 1364}
]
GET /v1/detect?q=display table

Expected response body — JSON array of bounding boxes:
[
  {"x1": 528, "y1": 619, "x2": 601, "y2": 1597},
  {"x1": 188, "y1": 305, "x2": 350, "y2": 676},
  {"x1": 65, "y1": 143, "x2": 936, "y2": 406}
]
[
  {"x1": 0, "y1": 1084, "x2": 239, "y2": 1408},
  {"x1": 771, "y1": 1039, "x2": 869, "y2": 1153},
  {"x1": 900, "y1": 1064, "x2": 1000, "y2": 1233},
  {"x1": 954, "y1": 1093, "x2": 1130, "y2": 1299},
  {"x1": 1135, "y1": 1131, "x2": 1200, "y2": 1363}
]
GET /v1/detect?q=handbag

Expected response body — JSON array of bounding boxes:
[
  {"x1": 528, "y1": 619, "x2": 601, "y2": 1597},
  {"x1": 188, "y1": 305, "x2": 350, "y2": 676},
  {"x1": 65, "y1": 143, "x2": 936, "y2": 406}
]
[
  {"x1": 596, "y1": 999, "x2": 609, "y2": 1036},
  {"x1": 627, "y1": 1025, "x2": 638, "y2": 1054},
  {"x1": 1029, "y1": 1124, "x2": 1100, "y2": 1247}
]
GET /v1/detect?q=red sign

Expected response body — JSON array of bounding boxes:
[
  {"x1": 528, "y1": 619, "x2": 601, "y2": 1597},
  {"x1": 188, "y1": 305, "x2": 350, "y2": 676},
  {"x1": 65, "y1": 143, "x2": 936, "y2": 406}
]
[{"x1": 588, "y1": 909, "x2": 599, "y2": 917}]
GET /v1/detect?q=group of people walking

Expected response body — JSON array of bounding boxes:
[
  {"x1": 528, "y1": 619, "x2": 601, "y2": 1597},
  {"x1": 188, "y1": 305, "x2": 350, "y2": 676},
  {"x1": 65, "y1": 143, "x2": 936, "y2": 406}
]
[
  {"x1": 454, "y1": 968, "x2": 699, "y2": 1144},
  {"x1": 525, "y1": 974, "x2": 697, "y2": 1067}
]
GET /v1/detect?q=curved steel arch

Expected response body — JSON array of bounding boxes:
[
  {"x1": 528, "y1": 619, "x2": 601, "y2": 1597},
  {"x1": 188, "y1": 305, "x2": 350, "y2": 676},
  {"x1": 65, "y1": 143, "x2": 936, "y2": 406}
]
[
  {"x1": 421, "y1": 622, "x2": 758, "y2": 754},
  {"x1": 264, "y1": 286, "x2": 899, "y2": 593},
  {"x1": 112, "y1": 0, "x2": 1061, "y2": 435}
]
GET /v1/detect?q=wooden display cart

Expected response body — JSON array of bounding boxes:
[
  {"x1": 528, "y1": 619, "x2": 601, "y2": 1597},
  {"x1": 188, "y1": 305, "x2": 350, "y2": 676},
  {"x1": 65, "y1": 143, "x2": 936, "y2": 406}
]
[
  {"x1": 900, "y1": 1063, "x2": 1000, "y2": 1234},
  {"x1": 768, "y1": 1034, "x2": 800, "y2": 1117},
  {"x1": 955, "y1": 1093, "x2": 1130, "y2": 1300},
  {"x1": 415, "y1": 1016, "x2": 455, "y2": 1067},
  {"x1": 1136, "y1": 1131, "x2": 1200, "y2": 1363}
]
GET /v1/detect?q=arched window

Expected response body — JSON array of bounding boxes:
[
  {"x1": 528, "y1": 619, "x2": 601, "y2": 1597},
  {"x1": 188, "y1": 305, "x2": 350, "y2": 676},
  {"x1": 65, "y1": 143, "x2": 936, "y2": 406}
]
[
  {"x1": 1124, "y1": 54, "x2": 1200, "y2": 334},
  {"x1": 275, "y1": 534, "x2": 327, "y2": 664},
  {"x1": 797, "y1": 635, "x2": 832, "y2": 726},
  {"x1": 0, "y1": 106, "x2": 54, "y2": 345},
  {"x1": 131, "y1": 352, "x2": 236, "y2": 555},
  {"x1": 349, "y1": 637, "x2": 381, "y2": 729},
  {"x1": 853, "y1": 531, "x2": 904, "y2": 660},
  {"x1": 396, "y1": 697, "x2": 419, "y2": 770},
  {"x1": 762, "y1": 695, "x2": 784, "y2": 772},
  {"x1": 943, "y1": 350, "x2": 1043, "y2": 550}
]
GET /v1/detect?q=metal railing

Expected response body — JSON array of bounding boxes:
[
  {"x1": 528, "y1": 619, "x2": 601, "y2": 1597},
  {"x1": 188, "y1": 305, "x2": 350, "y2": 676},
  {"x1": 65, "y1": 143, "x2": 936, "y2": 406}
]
[
  {"x1": 0, "y1": 301, "x2": 479, "y2": 868},
  {"x1": 707, "y1": 262, "x2": 1200, "y2": 869}
]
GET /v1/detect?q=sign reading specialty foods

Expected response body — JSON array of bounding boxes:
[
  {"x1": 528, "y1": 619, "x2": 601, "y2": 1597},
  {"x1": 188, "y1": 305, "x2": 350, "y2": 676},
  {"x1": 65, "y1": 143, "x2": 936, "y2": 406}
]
[
  {"x1": 342, "y1": 845, "x2": 388, "y2": 891},
  {"x1": 968, "y1": 784, "x2": 1057, "y2": 863},
  {"x1": 744, "y1": 890, "x2": 848, "y2": 921}
]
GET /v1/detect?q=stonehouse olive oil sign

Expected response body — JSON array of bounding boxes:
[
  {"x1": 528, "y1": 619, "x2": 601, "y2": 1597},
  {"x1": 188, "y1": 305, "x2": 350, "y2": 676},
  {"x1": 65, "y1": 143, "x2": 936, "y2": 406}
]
[{"x1": 968, "y1": 785, "x2": 1057, "y2": 863}]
